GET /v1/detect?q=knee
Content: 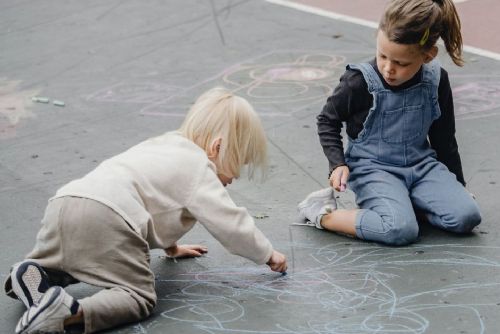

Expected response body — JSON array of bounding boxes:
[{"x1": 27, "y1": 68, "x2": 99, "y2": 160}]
[
  {"x1": 443, "y1": 202, "x2": 482, "y2": 233},
  {"x1": 127, "y1": 288, "x2": 156, "y2": 319},
  {"x1": 381, "y1": 215, "x2": 419, "y2": 246},
  {"x1": 142, "y1": 294, "x2": 156, "y2": 317}
]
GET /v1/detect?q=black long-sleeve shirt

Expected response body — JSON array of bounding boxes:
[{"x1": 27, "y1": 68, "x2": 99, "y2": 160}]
[{"x1": 317, "y1": 59, "x2": 466, "y2": 185}]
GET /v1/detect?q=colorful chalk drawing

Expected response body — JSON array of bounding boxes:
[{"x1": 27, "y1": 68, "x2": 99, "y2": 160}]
[
  {"x1": 86, "y1": 53, "x2": 500, "y2": 122},
  {"x1": 217, "y1": 52, "x2": 345, "y2": 117},
  {"x1": 0, "y1": 78, "x2": 39, "y2": 139},
  {"x1": 113, "y1": 242, "x2": 500, "y2": 334},
  {"x1": 86, "y1": 51, "x2": 347, "y2": 117}
]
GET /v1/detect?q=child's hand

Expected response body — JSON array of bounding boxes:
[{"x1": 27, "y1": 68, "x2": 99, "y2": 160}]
[
  {"x1": 266, "y1": 250, "x2": 287, "y2": 273},
  {"x1": 330, "y1": 165, "x2": 349, "y2": 192},
  {"x1": 165, "y1": 244, "x2": 208, "y2": 259}
]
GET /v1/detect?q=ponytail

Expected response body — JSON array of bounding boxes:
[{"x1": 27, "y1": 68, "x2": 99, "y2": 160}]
[{"x1": 437, "y1": 0, "x2": 463, "y2": 66}]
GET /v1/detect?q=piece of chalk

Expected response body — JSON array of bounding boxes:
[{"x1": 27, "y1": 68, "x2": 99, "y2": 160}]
[
  {"x1": 53, "y1": 100, "x2": 65, "y2": 107},
  {"x1": 32, "y1": 96, "x2": 50, "y2": 103}
]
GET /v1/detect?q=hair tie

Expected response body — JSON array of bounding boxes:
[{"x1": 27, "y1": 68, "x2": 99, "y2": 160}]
[{"x1": 419, "y1": 28, "x2": 430, "y2": 46}]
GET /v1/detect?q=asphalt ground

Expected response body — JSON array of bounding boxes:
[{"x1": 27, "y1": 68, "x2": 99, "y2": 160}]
[{"x1": 1, "y1": 1, "x2": 499, "y2": 333}]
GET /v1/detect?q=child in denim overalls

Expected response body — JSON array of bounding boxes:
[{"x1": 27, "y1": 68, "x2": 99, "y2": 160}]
[{"x1": 298, "y1": 0, "x2": 481, "y2": 245}]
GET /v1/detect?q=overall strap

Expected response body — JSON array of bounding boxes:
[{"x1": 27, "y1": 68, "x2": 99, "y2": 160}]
[
  {"x1": 421, "y1": 59, "x2": 441, "y2": 88},
  {"x1": 347, "y1": 63, "x2": 385, "y2": 93}
]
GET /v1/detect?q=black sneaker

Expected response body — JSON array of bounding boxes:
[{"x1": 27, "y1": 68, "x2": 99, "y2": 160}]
[{"x1": 10, "y1": 260, "x2": 50, "y2": 308}]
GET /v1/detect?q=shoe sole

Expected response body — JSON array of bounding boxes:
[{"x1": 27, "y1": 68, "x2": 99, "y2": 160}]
[
  {"x1": 17, "y1": 287, "x2": 66, "y2": 334},
  {"x1": 11, "y1": 261, "x2": 50, "y2": 308}
]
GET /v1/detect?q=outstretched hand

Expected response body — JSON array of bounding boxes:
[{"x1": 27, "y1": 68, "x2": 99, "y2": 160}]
[{"x1": 165, "y1": 244, "x2": 208, "y2": 259}]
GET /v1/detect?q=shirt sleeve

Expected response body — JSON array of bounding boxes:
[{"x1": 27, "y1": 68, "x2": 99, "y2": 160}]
[
  {"x1": 317, "y1": 69, "x2": 371, "y2": 176},
  {"x1": 317, "y1": 73, "x2": 350, "y2": 174},
  {"x1": 185, "y1": 164, "x2": 274, "y2": 264},
  {"x1": 428, "y1": 68, "x2": 466, "y2": 186}
]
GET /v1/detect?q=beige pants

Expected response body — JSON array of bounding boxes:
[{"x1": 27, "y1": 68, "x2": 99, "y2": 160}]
[{"x1": 20, "y1": 196, "x2": 156, "y2": 333}]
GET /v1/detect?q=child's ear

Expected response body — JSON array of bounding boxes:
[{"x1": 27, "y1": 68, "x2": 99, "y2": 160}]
[
  {"x1": 207, "y1": 138, "x2": 222, "y2": 159},
  {"x1": 423, "y1": 45, "x2": 438, "y2": 63}
]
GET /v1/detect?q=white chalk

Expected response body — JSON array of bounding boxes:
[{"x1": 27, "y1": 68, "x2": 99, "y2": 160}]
[{"x1": 32, "y1": 96, "x2": 50, "y2": 103}]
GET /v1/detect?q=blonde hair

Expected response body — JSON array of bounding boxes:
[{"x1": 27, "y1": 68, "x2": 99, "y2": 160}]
[
  {"x1": 379, "y1": 0, "x2": 464, "y2": 66},
  {"x1": 179, "y1": 87, "x2": 268, "y2": 180}
]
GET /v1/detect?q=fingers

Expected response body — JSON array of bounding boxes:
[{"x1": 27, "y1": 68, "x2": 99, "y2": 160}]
[
  {"x1": 269, "y1": 262, "x2": 282, "y2": 272},
  {"x1": 187, "y1": 249, "x2": 204, "y2": 257},
  {"x1": 331, "y1": 166, "x2": 349, "y2": 192},
  {"x1": 183, "y1": 244, "x2": 208, "y2": 253},
  {"x1": 195, "y1": 246, "x2": 208, "y2": 254},
  {"x1": 171, "y1": 244, "x2": 208, "y2": 258},
  {"x1": 329, "y1": 174, "x2": 339, "y2": 190},
  {"x1": 271, "y1": 260, "x2": 287, "y2": 273},
  {"x1": 339, "y1": 169, "x2": 348, "y2": 192},
  {"x1": 274, "y1": 261, "x2": 288, "y2": 273},
  {"x1": 330, "y1": 169, "x2": 342, "y2": 191},
  {"x1": 267, "y1": 251, "x2": 288, "y2": 273}
]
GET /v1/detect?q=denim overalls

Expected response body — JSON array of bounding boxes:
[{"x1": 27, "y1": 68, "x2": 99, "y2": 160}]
[{"x1": 345, "y1": 60, "x2": 481, "y2": 245}]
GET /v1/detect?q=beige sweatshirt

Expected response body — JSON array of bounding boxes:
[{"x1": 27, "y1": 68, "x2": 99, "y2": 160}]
[{"x1": 52, "y1": 131, "x2": 273, "y2": 265}]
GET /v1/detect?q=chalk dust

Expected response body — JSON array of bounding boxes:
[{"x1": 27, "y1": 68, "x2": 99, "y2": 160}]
[{"x1": 0, "y1": 78, "x2": 39, "y2": 139}]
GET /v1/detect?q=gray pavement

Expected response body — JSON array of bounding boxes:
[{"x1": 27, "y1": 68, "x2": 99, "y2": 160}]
[{"x1": 1, "y1": 1, "x2": 500, "y2": 333}]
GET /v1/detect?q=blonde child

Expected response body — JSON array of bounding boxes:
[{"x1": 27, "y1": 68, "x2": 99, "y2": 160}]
[
  {"x1": 298, "y1": 0, "x2": 481, "y2": 245},
  {"x1": 5, "y1": 87, "x2": 287, "y2": 334}
]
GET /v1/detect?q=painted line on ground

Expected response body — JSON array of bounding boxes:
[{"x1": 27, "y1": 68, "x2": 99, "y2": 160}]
[{"x1": 265, "y1": 0, "x2": 500, "y2": 62}]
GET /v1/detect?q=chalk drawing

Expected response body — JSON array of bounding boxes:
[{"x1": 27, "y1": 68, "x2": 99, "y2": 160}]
[
  {"x1": 85, "y1": 55, "x2": 500, "y2": 122},
  {"x1": 452, "y1": 76, "x2": 500, "y2": 120},
  {"x1": 219, "y1": 52, "x2": 345, "y2": 117},
  {"x1": 85, "y1": 51, "x2": 347, "y2": 118},
  {"x1": 85, "y1": 82, "x2": 185, "y2": 105},
  {"x1": 0, "y1": 78, "x2": 39, "y2": 139},
  {"x1": 109, "y1": 242, "x2": 500, "y2": 334}
]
